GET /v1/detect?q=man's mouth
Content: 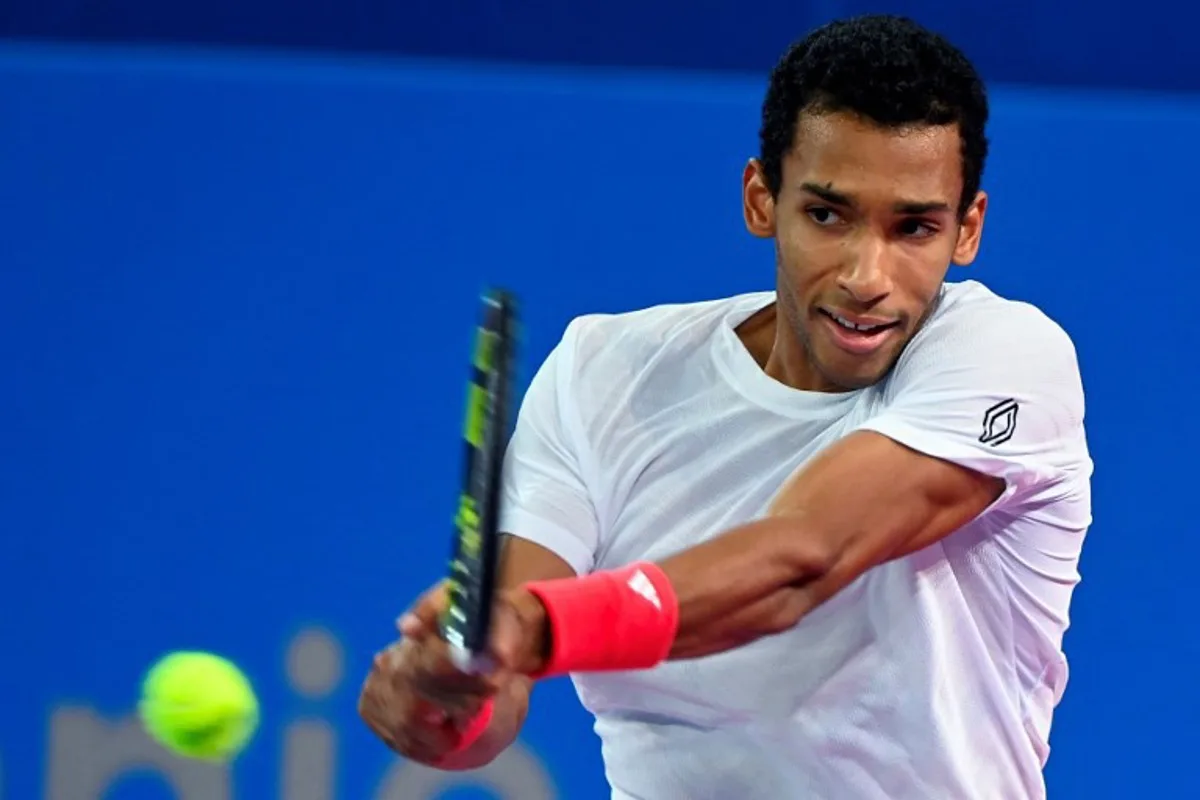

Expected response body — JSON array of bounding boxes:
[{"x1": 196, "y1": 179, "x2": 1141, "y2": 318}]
[{"x1": 818, "y1": 309, "x2": 901, "y2": 355}]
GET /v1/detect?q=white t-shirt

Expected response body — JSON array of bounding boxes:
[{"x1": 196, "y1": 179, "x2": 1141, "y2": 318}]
[{"x1": 500, "y1": 280, "x2": 1092, "y2": 800}]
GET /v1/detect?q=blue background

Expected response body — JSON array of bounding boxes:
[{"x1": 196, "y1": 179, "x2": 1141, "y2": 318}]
[
  {"x1": 1, "y1": 2, "x2": 1197, "y2": 798},
  {"x1": 2, "y1": 0, "x2": 1196, "y2": 93}
]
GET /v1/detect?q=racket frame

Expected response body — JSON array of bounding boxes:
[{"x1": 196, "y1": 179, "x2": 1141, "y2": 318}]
[{"x1": 441, "y1": 289, "x2": 518, "y2": 674}]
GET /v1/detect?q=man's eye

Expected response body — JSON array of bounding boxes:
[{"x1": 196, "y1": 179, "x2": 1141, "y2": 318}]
[
  {"x1": 899, "y1": 218, "x2": 938, "y2": 238},
  {"x1": 807, "y1": 207, "x2": 842, "y2": 226}
]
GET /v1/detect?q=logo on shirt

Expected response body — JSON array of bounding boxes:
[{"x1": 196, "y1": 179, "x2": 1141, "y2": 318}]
[{"x1": 979, "y1": 398, "x2": 1019, "y2": 446}]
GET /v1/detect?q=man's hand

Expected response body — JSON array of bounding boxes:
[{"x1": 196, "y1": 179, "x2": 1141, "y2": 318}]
[
  {"x1": 358, "y1": 636, "x2": 480, "y2": 764},
  {"x1": 357, "y1": 581, "x2": 548, "y2": 768}
]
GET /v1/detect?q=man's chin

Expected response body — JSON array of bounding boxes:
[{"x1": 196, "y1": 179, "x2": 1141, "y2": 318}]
[{"x1": 812, "y1": 349, "x2": 900, "y2": 392}]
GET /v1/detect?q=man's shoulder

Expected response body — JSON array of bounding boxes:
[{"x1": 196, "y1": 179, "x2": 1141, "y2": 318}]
[
  {"x1": 886, "y1": 280, "x2": 1087, "y2": 425},
  {"x1": 918, "y1": 280, "x2": 1078, "y2": 359},
  {"x1": 560, "y1": 292, "x2": 774, "y2": 368}
]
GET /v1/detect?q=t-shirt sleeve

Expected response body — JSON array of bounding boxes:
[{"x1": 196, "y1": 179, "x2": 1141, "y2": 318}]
[
  {"x1": 854, "y1": 300, "x2": 1091, "y2": 515},
  {"x1": 498, "y1": 320, "x2": 601, "y2": 575}
]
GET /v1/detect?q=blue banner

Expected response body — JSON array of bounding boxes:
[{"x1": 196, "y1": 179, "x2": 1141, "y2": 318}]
[
  {"x1": 1, "y1": 43, "x2": 1196, "y2": 799},
  {"x1": 1, "y1": 1, "x2": 1193, "y2": 93}
]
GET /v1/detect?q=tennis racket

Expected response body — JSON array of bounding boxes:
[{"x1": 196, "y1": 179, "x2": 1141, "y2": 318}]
[{"x1": 440, "y1": 288, "x2": 520, "y2": 674}]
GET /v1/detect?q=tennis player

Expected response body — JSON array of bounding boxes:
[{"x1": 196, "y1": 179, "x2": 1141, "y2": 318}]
[{"x1": 359, "y1": 14, "x2": 1092, "y2": 799}]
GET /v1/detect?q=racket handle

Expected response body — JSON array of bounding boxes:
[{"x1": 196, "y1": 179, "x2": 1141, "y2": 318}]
[{"x1": 448, "y1": 643, "x2": 496, "y2": 676}]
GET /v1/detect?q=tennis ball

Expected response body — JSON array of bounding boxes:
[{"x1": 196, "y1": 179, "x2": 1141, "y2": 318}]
[{"x1": 138, "y1": 651, "x2": 260, "y2": 761}]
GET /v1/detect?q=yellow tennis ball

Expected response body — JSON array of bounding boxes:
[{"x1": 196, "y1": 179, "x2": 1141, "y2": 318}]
[{"x1": 138, "y1": 651, "x2": 260, "y2": 761}]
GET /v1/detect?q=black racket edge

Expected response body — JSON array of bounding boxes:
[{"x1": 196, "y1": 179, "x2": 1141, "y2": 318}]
[{"x1": 441, "y1": 288, "x2": 519, "y2": 673}]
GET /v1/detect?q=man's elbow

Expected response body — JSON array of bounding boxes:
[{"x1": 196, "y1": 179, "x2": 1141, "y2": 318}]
[{"x1": 760, "y1": 538, "x2": 839, "y2": 635}]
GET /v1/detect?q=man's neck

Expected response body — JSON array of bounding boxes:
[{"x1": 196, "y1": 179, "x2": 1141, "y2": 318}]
[{"x1": 735, "y1": 302, "x2": 843, "y2": 394}]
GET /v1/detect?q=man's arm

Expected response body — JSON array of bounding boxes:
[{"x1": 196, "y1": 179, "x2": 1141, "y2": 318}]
[
  {"x1": 503, "y1": 431, "x2": 1002, "y2": 672},
  {"x1": 509, "y1": 303, "x2": 1085, "y2": 678},
  {"x1": 658, "y1": 430, "x2": 1002, "y2": 659}
]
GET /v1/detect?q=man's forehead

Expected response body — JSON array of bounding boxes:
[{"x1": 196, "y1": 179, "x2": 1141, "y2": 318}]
[
  {"x1": 794, "y1": 109, "x2": 961, "y2": 142},
  {"x1": 786, "y1": 112, "x2": 964, "y2": 196}
]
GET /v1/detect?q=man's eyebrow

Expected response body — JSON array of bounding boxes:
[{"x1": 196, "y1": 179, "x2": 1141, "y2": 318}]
[
  {"x1": 800, "y1": 182, "x2": 855, "y2": 207},
  {"x1": 895, "y1": 200, "x2": 952, "y2": 214},
  {"x1": 800, "y1": 183, "x2": 952, "y2": 215}
]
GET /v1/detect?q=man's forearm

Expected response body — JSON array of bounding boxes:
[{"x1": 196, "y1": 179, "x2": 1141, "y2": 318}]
[
  {"x1": 514, "y1": 433, "x2": 1003, "y2": 678},
  {"x1": 658, "y1": 514, "x2": 833, "y2": 659},
  {"x1": 511, "y1": 514, "x2": 834, "y2": 675}
]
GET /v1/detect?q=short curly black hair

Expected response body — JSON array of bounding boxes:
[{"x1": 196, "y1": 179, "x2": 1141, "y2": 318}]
[{"x1": 759, "y1": 15, "x2": 989, "y2": 218}]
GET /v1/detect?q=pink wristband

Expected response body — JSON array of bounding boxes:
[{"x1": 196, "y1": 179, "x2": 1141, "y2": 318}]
[
  {"x1": 523, "y1": 561, "x2": 680, "y2": 679},
  {"x1": 430, "y1": 696, "x2": 495, "y2": 768}
]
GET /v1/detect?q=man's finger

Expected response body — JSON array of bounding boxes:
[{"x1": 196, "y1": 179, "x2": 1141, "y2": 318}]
[
  {"x1": 361, "y1": 651, "x2": 461, "y2": 758},
  {"x1": 412, "y1": 635, "x2": 493, "y2": 691},
  {"x1": 397, "y1": 581, "x2": 450, "y2": 639}
]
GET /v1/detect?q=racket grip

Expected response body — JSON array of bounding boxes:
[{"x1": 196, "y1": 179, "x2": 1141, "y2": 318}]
[{"x1": 448, "y1": 642, "x2": 497, "y2": 676}]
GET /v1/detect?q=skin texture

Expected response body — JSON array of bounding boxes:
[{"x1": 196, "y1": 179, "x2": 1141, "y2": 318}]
[
  {"x1": 746, "y1": 111, "x2": 986, "y2": 393},
  {"x1": 358, "y1": 110, "x2": 1003, "y2": 766}
]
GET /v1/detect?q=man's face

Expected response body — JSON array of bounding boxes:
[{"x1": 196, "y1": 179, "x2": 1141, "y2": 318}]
[{"x1": 743, "y1": 110, "x2": 987, "y2": 391}]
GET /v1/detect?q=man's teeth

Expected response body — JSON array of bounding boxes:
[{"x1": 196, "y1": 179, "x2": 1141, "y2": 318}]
[{"x1": 831, "y1": 313, "x2": 885, "y2": 332}]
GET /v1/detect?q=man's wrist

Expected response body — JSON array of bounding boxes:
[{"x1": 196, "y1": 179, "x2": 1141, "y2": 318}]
[
  {"x1": 521, "y1": 562, "x2": 680, "y2": 679},
  {"x1": 505, "y1": 588, "x2": 551, "y2": 675}
]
